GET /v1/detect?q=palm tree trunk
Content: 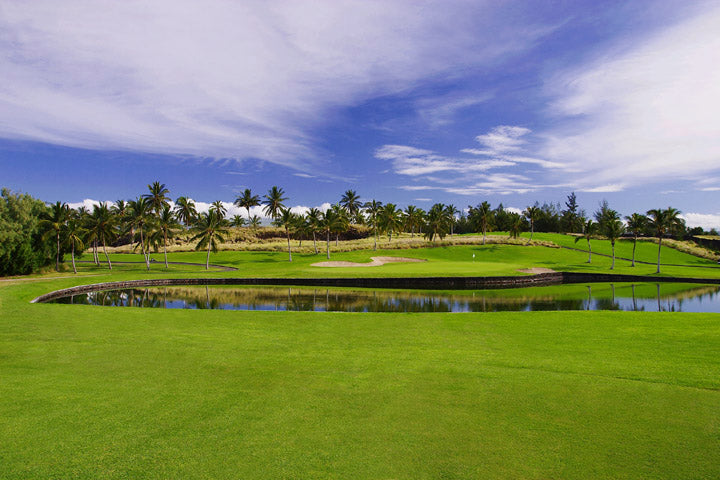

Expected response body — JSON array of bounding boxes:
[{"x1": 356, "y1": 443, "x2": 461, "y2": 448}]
[
  {"x1": 163, "y1": 231, "x2": 168, "y2": 268},
  {"x1": 93, "y1": 240, "x2": 99, "y2": 265},
  {"x1": 656, "y1": 237, "x2": 662, "y2": 274},
  {"x1": 482, "y1": 225, "x2": 486, "y2": 245},
  {"x1": 71, "y1": 242, "x2": 77, "y2": 274},
  {"x1": 631, "y1": 236, "x2": 637, "y2": 267},
  {"x1": 140, "y1": 228, "x2": 149, "y2": 270},
  {"x1": 587, "y1": 238, "x2": 592, "y2": 263},
  {"x1": 336, "y1": 234, "x2": 339, "y2": 246},
  {"x1": 611, "y1": 241, "x2": 615, "y2": 270},
  {"x1": 530, "y1": 221, "x2": 534, "y2": 241},
  {"x1": 313, "y1": 232, "x2": 318, "y2": 254},
  {"x1": 206, "y1": 239, "x2": 211, "y2": 270},
  {"x1": 287, "y1": 230, "x2": 292, "y2": 262},
  {"x1": 56, "y1": 232, "x2": 60, "y2": 271},
  {"x1": 373, "y1": 224, "x2": 377, "y2": 250},
  {"x1": 102, "y1": 235, "x2": 112, "y2": 270},
  {"x1": 326, "y1": 231, "x2": 330, "y2": 259},
  {"x1": 246, "y1": 207, "x2": 251, "y2": 226}
]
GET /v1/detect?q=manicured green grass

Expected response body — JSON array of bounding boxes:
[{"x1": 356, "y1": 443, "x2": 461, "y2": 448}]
[{"x1": 2, "y1": 243, "x2": 720, "y2": 478}]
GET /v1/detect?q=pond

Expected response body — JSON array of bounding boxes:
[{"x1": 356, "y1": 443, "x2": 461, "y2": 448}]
[{"x1": 49, "y1": 283, "x2": 720, "y2": 313}]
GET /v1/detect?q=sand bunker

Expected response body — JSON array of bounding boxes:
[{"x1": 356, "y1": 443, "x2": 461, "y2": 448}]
[
  {"x1": 312, "y1": 256, "x2": 427, "y2": 268},
  {"x1": 517, "y1": 267, "x2": 557, "y2": 274}
]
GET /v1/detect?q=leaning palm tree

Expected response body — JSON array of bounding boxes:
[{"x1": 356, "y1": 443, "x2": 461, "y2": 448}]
[
  {"x1": 625, "y1": 213, "x2": 646, "y2": 267},
  {"x1": 278, "y1": 208, "x2": 297, "y2": 262},
  {"x1": 190, "y1": 210, "x2": 229, "y2": 269},
  {"x1": 88, "y1": 202, "x2": 116, "y2": 270},
  {"x1": 64, "y1": 217, "x2": 86, "y2": 274},
  {"x1": 263, "y1": 186, "x2": 287, "y2": 220},
  {"x1": 524, "y1": 205, "x2": 539, "y2": 242},
  {"x1": 40, "y1": 201, "x2": 69, "y2": 271},
  {"x1": 363, "y1": 200, "x2": 383, "y2": 250},
  {"x1": 174, "y1": 196, "x2": 197, "y2": 227},
  {"x1": 604, "y1": 217, "x2": 625, "y2": 270},
  {"x1": 340, "y1": 190, "x2": 362, "y2": 219},
  {"x1": 575, "y1": 219, "x2": 597, "y2": 263},
  {"x1": 152, "y1": 205, "x2": 181, "y2": 268},
  {"x1": 306, "y1": 207, "x2": 322, "y2": 254},
  {"x1": 144, "y1": 181, "x2": 171, "y2": 214},
  {"x1": 647, "y1": 207, "x2": 682, "y2": 274},
  {"x1": 235, "y1": 188, "x2": 260, "y2": 224}
]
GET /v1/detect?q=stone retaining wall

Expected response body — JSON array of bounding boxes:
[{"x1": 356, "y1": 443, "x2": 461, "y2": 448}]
[{"x1": 30, "y1": 272, "x2": 720, "y2": 303}]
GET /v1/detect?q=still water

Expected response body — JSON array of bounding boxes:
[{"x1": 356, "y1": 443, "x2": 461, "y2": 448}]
[{"x1": 50, "y1": 283, "x2": 720, "y2": 313}]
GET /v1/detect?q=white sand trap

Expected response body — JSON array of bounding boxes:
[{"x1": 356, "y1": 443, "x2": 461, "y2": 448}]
[
  {"x1": 517, "y1": 267, "x2": 556, "y2": 274},
  {"x1": 312, "y1": 256, "x2": 427, "y2": 268}
]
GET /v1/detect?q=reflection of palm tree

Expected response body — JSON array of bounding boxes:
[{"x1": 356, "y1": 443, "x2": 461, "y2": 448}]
[
  {"x1": 174, "y1": 197, "x2": 197, "y2": 227},
  {"x1": 575, "y1": 219, "x2": 597, "y2": 263},
  {"x1": 647, "y1": 207, "x2": 682, "y2": 274},
  {"x1": 190, "y1": 210, "x2": 229, "y2": 269},
  {"x1": 40, "y1": 201, "x2": 69, "y2": 271},
  {"x1": 235, "y1": 189, "x2": 260, "y2": 223},
  {"x1": 625, "y1": 213, "x2": 646, "y2": 267},
  {"x1": 263, "y1": 186, "x2": 287, "y2": 220}
]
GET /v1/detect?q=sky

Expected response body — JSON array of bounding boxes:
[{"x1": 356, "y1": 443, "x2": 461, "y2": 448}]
[{"x1": 1, "y1": 0, "x2": 719, "y2": 228}]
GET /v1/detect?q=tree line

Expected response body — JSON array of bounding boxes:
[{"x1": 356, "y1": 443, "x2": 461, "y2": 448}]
[{"x1": 0, "y1": 184, "x2": 708, "y2": 276}]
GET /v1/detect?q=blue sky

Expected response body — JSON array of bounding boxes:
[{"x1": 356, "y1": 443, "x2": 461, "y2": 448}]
[{"x1": 1, "y1": 0, "x2": 719, "y2": 227}]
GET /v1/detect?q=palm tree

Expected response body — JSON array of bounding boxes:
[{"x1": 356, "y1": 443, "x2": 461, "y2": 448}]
[
  {"x1": 230, "y1": 215, "x2": 246, "y2": 228},
  {"x1": 509, "y1": 213, "x2": 524, "y2": 239},
  {"x1": 604, "y1": 217, "x2": 625, "y2": 270},
  {"x1": 379, "y1": 203, "x2": 403, "y2": 242},
  {"x1": 306, "y1": 207, "x2": 322, "y2": 254},
  {"x1": 248, "y1": 215, "x2": 262, "y2": 229},
  {"x1": 330, "y1": 204, "x2": 349, "y2": 246},
  {"x1": 235, "y1": 188, "x2": 260, "y2": 224},
  {"x1": 340, "y1": 190, "x2": 362, "y2": 219},
  {"x1": 144, "y1": 181, "x2": 171, "y2": 214},
  {"x1": 575, "y1": 219, "x2": 597, "y2": 263},
  {"x1": 263, "y1": 186, "x2": 287, "y2": 220},
  {"x1": 127, "y1": 197, "x2": 153, "y2": 270},
  {"x1": 40, "y1": 201, "x2": 69, "y2": 271},
  {"x1": 625, "y1": 213, "x2": 647, "y2": 267},
  {"x1": 363, "y1": 200, "x2": 383, "y2": 250},
  {"x1": 445, "y1": 204, "x2": 460, "y2": 236},
  {"x1": 210, "y1": 200, "x2": 227, "y2": 219},
  {"x1": 190, "y1": 210, "x2": 229, "y2": 269},
  {"x1": 469, "y1": 201, "x2": 493, "y2": 245},
  {"x1": 424, "y1": 203, "x2": 451, "y2": 242},
  {"x1": 321, "y1": 207, "x2": 346, "y2": 259},
  {"x1": 153, "y1": 205, "x2": 181, "y2": 268},
  {"x1": 647, "y1": 207, "x2": 682, "y2": 274},
  {"x1": 404, "y1": 205, "x2": 423, "y2": 238},
  {"x1": 174, "y1": 197, "x2": 197, "y2": 227},
  {"x1": 278, "y1": 208, "x2": 297, "y2": 261},
  {"x1": 88, "y1": 202, "x2": 116, "y2": 270},
  {"x1": 524, "y1": 205, "x2": 539, "y2": 242},
  {"x1": 64, "y1": 217, "x2": 86, "y2": 274}
]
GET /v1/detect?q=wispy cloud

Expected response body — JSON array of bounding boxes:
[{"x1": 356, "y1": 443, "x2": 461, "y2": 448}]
[
  {"x1": 540, "y1": 3, "x2": 720, "y2": 188},
  {"x1": 375, "y1": 144, "x2": 514, "y2": 177},
  {"x1": 0, "y1": 0, "x2": 549, "y2": 171}
]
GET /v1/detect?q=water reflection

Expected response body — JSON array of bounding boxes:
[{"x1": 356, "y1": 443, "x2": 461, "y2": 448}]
[{"x1": 52, "y1": 283, "x2": 720, "y2": 313}]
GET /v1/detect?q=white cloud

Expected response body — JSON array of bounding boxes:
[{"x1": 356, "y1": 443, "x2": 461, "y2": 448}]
[
  {"x1": 541, "y1": 4, "x2": 720, "y2": 187},
  {"x1": 579, "y1": 184, "x2": 625, "y2": 193},
  {"x1": 416, "y1": 93, "x2": 492, "y2": 127},
  {"x1": 475, "y1": 125, "x2": 531, "y2": 152},
  {"x1": 376, "y1": 144, "x2": 515, "y2": 177},
  {"x1": 0, "y1": 0, "x2": 548, "y2": 170},
  {"x1": 681, "y1": 213, "x2": 720, "y2": 230}
]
